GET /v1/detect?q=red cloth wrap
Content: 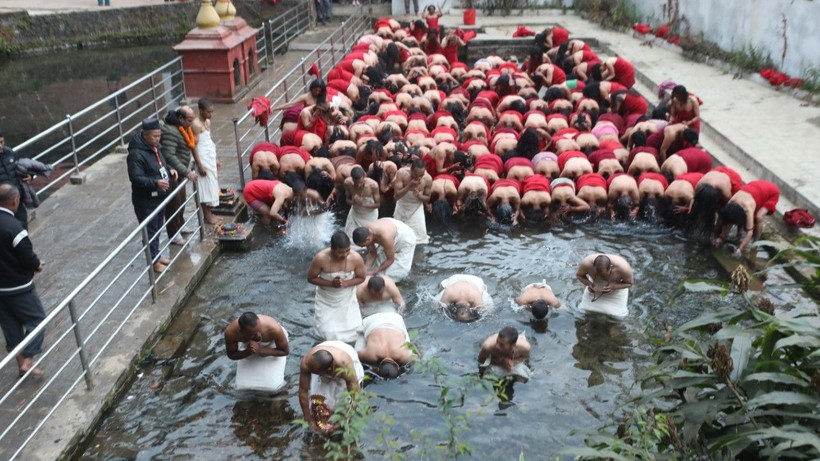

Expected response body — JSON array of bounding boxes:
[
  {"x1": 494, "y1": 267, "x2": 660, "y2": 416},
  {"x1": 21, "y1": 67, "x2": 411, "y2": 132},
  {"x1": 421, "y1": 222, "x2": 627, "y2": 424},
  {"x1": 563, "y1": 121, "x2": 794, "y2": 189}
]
[
  {"x1": 613, "y1": 57, "x2": 636, "y2": 88},
  {"x1": 250, "y1": 142, "x2": 280, "y2": 165},
  {"x1": 598, "y1": 139, "x2": 625, "y2": 152},
  {"x1": 576, "y1": 173, "x2": 607, "y2": 191},
  {"x1": 464, "y1": 172, "x2": 491, "y2": 190},
  {"x1": 503, "y1": 156, "x2": 534, "y2": 174},
  {"x1": 627, "y1": 147, "x2": 659, "y2": 167},
  {"x1": 551, "y1": 26, "x2": 569, "y2": 46},
  {"x1": 474, "y1": 154, "x2": 503, "y2": 173},
  {"x1": 714, "y1": 166, "x2": 744, "y2": 195},
  {"x1": 741, "y1": 180, "x2": 780, "y2": 214},
  {"x1": 522, "y1": 174, "x2": 551, "y2": 193},
  {"x1": 621, "y1": 92, "x2": 648, "y2": 118},
  {"x1": 638, "y1": 172, "x2": 669, "y2": 190},
  {"x1": 247, "y1": 97, "x2": 272, "y2": 127},
  {"x1": 491, "y1": 178, "x2": 521, "y2": 195},
  {"x1": 557, "y1": 150, "x2": 587, "y2": 171},
  {"x1": 435, "y1": 173, "x2": 460, "y2": 189},
  {"x1": 674, "y1": 147, "x2": 712, "y2": 174},
  {"x1": 243, "y1": 179, "x2": 280, "y2": 205},
  {"x1": 278, "y1": 145, "x2": 311, "y2": 162},
  {"x1": 676, "y1": 172, "x2": 703, "y2": 188},
  {"x1": 587, "y1": 149, "x2": 616, "y2": 170}
]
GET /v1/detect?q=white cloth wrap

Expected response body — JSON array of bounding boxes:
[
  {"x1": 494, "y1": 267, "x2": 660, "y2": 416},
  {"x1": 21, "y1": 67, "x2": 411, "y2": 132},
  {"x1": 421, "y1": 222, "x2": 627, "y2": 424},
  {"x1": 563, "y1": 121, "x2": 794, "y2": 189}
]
[
  {"x1": 356, "y1": 311, "x2": 410, "y2": 350},
  {"x1": 374, "y1": 218, "x2": 417, "y2": 282},
  {"x1": 314, "y1": 271, "x2": 362, "y2": 343},
  {"x1": 359, "y1": 299, "x2": 399, "y2": 319},
  {"x1": 309, "y1": 341, "x2": 365, "y2": 410},
  {"x1": 436, "y1": 274, "x2": 494, "y2": 309},
  {"x1": 345, "y1": 197, "x2": 379, "y2": 237},
  {"x1": 393, "y1": 192, "x2": 429, "y2": 244},
  {"x1": 235, "y1": 327, "x2": 289, "y2": 392},
  {"x1": 578, "y1": 286, "x2": 629, "y2": 318},
  {"x1": 195, "y1": 129, "x2": 220, "y2": 207}
]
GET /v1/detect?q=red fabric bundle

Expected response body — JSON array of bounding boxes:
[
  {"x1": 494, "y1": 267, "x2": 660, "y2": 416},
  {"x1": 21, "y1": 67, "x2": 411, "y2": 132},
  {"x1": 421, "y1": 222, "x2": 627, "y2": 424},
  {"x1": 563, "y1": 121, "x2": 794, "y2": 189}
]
[
  {"x1": 455, "y1": 28, "x2": 477, "y2": 42},
  {"x1": 667, "y1": 35, "x2": 681, "y2": 45},
  {"x1": 784, "y1": 209, "x2": 815, "y2": 228},
  {"x1": 632, "y1": 23, "x2": 651, "y2": 35},
  {"x1": 512, "y1": 26, "x2": 535, "y2": 38},
  {"x1": 653, "y1": 24, "x2": 670, "y2": 39},
  {"x1": 247, "y1": 97, "x2": 272, "y2": 127}
]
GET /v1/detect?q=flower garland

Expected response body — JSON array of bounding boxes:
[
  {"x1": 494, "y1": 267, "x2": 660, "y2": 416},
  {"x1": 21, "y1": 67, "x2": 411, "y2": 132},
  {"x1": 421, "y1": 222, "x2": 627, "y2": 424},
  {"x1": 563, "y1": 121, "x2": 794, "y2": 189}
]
[{"x1": 178, "y1": 125, "x2": 196, "y2": 149}]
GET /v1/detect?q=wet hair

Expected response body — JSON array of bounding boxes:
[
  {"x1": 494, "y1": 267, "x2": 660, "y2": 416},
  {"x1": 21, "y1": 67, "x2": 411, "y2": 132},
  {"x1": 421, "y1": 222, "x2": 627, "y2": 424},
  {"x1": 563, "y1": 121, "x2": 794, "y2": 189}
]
[
  {"x1": 446, "y1": 304, "x2": 481, "y2": 322},
  {"x1": 614, "y1": 195, "x2": 633, "y2": 221},
  {"x1": 330, "y1": 230, "x2": 351, "y2": 250},
  {"x1": 364, "y1": 140, "x2": 385, "y2": 159},
  {"x1": 523, "y1": 206, "x2": 546, "y2": 224},
  {"x1": 198, "y1": 98, "x2": 214, "y2": 110},
  {"x1": 518, "y1": 128, "x2": 544, "y2": 157},
  {"x1": 498, "y1": 326, "x2": 519, "y2": 343},
  {"x1": 687, "y1": 184, "x2": 719, "y2": 236},
  {"x1": 500, "y1": 149, "x2": 519, "y2": 164},
  {"x1": 313, "y1": 349, "x2": 334, "y2": 371},
  {"x1": 368, "y1": 161, "x2": 384, "y2": 184},
  {"x1": 496, "y1": 202, "x2": 514, "y2": 225},
  {"x1": 339, "y1": 147, "x2": 357, "y2": 158},
  {"x1": 257, "y1": 169, "x2": 276, "y2": 180},
  {"x1": 378, "y1": 126, "x2": 394, "y2": 145},
  {"x1": 367, "y1": 275, "x2": 385, "y2": 291},
  {"x1": 719, "y1": 203, "x2": 747, "y2": 228},
  {"x1": 327, "y1": 126, "x2": 347, "y2": 144},
  {"x1": 554, "y1": 42, "x2": 569, "y2": 65},
  {"x1": 351, "y1": 166, "x2": 365, "y2": 180},
  {"x1": 593, "y1": 255, "x2": 612, "y2": 273},
  {"x1": 411, "y1": 158, "x2": 426, "y2": 171},
  {"x1": 352, "y1": 226, "x2": 372, "y2": 245},
  {"x1": 682, "y1": 128, "x2": 699, "y2": 145},
  {"x1": 314, "y1": 146, "x2": 331, "y2": 159},
  {"x1": 582, "y1": 81, "x2": 601, "y2": 100},
  {"x1": 530, "y1": 300, "x2": 549, "y2": 320},
  {"x1": 631, "y1": 130, "x2": 647, "y2": 147},
  {"x1": 662, "y1": 169, "x2": 675, "y2": 185},
  {"x1": 509, "y1": 99, "x2": 527, "y2": 115},
  {"x1": 609, "y1": 90, "x2": 627, "y2": 112},
  {"x1": 238, "y1": 312, "x2": 259, "y2": 330},
  {"x1": 354, "y1": 86, "x2": 372, "y2": 111},
  {"x1": 672, "y1": 85, "x2": 688, "y2": 102},
  {"x1": 544, "y1": 87, "x2": 566, "y2": 103},
  {"x1": 377, "y1": 359, "x2": 401, "y2": 379},
  {"x1": 639, "y1": 196, "x2": 661, "y2": 223},
  {"x1": 497, "y1": 74, "x2": 511, "y2": 88},
  {"x1": 306, "y1": 168, "x2": 334, "y2": 199},
  {"x1": 364, "y1": 64, "x2": 387, "y2": 89},
  {"x1": 283, "y1": 171, "x2": 306, "y2": 194},
  {"x1": 445, "y1": 102, "x2": 465, "y2": 129},
  {"x1": 588, "y1": 63, "x2": 603, "y2": 82},
  {"x1": 431, "y1": 198, "x2": 452, "y2": 227},
  {"x1": 380, "y1": 43, "x2": 401, "y2": 74},
  {"x1": 573, "y1": 113, "x2": 592, "y2": 131},
  {"x1": 652, "y1": 105, "x2": 669, "y2": 120}
]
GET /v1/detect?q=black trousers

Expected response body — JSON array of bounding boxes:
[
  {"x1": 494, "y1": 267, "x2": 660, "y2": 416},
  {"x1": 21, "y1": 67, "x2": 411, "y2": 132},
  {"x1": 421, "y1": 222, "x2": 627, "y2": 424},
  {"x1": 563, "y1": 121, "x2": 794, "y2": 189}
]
[
  {"x1": 165, "y1": 176, "x2": 186, "y2": 241},
  {"x1": 133, "y1": 199, "x2": 165, "y2": 261},
  {"x1": 0, "y1": 287, "x2": 46, "y2": 358},
  {"x1": 14, "y1": 203, "x2": 27, "y2": 230}
]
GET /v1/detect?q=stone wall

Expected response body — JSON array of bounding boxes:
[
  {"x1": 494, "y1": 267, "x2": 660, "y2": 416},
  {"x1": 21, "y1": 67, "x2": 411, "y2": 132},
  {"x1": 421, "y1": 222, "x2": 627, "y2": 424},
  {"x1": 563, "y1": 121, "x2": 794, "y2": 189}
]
[
  {"x1": 629, "y1": 0, "x2": 820, "y2": 77},
  {"x1": 0, "y1": 0, "x2": 297, "y2": 55}
]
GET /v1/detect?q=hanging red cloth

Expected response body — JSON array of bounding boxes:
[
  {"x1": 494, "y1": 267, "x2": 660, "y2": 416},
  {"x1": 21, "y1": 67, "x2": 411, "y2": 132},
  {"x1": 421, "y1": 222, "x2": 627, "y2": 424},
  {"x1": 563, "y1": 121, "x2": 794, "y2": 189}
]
[{"x1": 247, "y1": 97, "x2": 272, "y2": 127}]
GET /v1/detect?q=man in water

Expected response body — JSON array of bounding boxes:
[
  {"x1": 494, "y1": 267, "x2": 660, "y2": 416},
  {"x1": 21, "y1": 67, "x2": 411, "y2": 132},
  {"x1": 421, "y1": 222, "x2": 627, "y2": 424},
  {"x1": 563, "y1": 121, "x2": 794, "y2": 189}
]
[
  {"x1": 437, "y1": 274, "x2": 492, "y2": 322},
  {"x1": 356, "y1": 275, "x2": 405, "y2": 317},
  {"x1": 224, "y1": 312, "x2": 289, "y2": 360},
  {"x1": 477, "y1": 326, "x2": 531, "y2": 383},
  {"x1": 307, "y1": 231, "x2": 366, "y2": 343},
  {"x1": 357, "y1": 312, "x2": 416, "y2": 379},
  {"x1": 392, "y1": 158, "x2": 432, "y2": 244},
  {"x1": 514, "y1": 281, "x2": 561, "y2": 320},
  {"x1": 575, "y1": 253, "x2": 634, "y2": 318},
  {"x1": 298, "y1": 341, "x2": 364, "y2": 434},
  {"x1": 352, "y1": 218, "x2": 417, "y2": 281}
]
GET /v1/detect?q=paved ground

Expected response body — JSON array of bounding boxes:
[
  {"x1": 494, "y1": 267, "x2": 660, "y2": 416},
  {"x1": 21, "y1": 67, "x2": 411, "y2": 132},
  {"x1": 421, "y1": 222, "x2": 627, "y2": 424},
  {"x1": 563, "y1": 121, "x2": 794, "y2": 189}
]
[
  {"x1": 0, "y1": 0, "x2": 171, "y2": 15},
  {"x1": 1, "y1": 4, "x2": 819, "y2": 461}
]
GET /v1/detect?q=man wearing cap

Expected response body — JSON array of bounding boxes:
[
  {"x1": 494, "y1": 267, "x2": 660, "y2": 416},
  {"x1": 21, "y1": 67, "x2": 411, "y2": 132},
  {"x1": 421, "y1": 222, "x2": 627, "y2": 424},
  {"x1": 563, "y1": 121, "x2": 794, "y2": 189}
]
[
  {"x1": 0, "y1": 131, "x2": 30, "y2": 229},
  {"x1": 127, "y1": 117, "x2": 179, "y2": 273},
  {"x1": 161, "y1": 106, "x2": 200, "y2": 246}
]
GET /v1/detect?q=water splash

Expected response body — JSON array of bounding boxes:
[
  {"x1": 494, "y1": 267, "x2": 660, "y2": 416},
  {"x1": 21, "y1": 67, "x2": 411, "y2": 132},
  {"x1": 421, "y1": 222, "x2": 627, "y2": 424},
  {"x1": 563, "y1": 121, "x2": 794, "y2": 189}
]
[{"x1": 280, "y1": 208, "x2": 337, "y2": 252}]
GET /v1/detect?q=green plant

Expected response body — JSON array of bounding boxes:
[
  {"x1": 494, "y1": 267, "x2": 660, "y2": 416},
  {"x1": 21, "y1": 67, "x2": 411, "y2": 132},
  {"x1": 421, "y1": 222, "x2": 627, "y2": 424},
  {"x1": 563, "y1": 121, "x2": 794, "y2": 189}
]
[
  {"x1": 800, "y1": 67, "x2": 820, "y2": 94},
  {"x1": 757, "y1": 236, "x2": 820, "y2": 298},
  {"x1": 323, "y1": 389, "x2": 374, "y2": 460},
  {"x1": 728, "y1": 44, "x2": 776, "y2": 73}
]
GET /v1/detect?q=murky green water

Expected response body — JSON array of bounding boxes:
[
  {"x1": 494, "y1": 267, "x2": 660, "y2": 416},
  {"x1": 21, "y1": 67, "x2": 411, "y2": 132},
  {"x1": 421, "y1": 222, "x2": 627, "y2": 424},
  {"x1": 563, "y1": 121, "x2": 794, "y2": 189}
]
[{"x1": 79, "y1": 219, "x2": 750, "y2": 460}]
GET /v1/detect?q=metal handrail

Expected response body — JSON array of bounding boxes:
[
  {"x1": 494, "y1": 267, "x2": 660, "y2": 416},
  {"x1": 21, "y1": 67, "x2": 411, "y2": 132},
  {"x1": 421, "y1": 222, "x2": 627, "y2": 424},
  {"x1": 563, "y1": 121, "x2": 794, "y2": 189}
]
[
  {"x1": 231, "y1": 6, "x2": 371, "y2": 188},
  {"x1": 0, "y1": 177, "x2": 203, "y2": 461}
]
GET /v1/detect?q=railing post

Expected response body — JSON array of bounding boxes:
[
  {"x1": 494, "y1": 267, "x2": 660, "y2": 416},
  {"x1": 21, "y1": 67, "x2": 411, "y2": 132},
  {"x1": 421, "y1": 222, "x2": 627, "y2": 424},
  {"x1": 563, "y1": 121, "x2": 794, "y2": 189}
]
[
  {"x1": 178, "y1": 59, "x2": 188, "y2": 100},
  {"x1": 114, "y1": 96, "x2": 125, "y2": 146},
  {"x1": 141, "y1": 227, "x2": 159, "y2": 302},
  {"x1": 300, "y1": 58, "x2": 308, "y2": 87},
  {"x1": 341, "y1": 20, "x2": 347, "y2": 52},
  {"x1": 150, "y1": 74, "x2": 161, "y2": 120},
  {"x1": 67, "y1": 300, "x2": 94, "y2": 390},
  {"x1": 192, "y1": 180, "x2": 205, "y2": 242},
  {"x1": 283, "y1": 75, "x2": 291, "y2": 103},
  {"x1": 329, "y1": 33, "x2": 337, "y2": 67},
  {"x1": 66, "y1": 115, "x2": 80, "y2": 176},
  {"x1": 233, "y1": 119, "x2": 247, "y2": 189},
  {"x1": 267, "y1": 20, "x2": 274, "y2": 65}
]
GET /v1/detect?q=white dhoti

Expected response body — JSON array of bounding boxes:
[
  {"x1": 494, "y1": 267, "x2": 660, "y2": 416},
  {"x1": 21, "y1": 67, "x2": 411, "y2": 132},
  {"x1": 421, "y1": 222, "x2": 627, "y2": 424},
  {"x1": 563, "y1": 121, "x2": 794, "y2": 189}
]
[
  {"x1": 482, "y1": 358, "x2": 533, "y2": 383},
  {"x1": 195, "y1": 129, "x2": 219, "y2": 207},
  {"x1": 374, "y1": 218, "x2": 417, "y2": 282},
  {"x1": 578, "y1": 287, "x2": 629, "y2": 318},
  {"x1": 359, "y1": 299, "x2": 400, "y2": 319},
  {"x1": 345, "y1": 198, "x2": 379, "y2": 237},
  {"x1": 309, "y1": 341, "x2": 365, "y2": 424},
  {"x1": 393, "y1": 194, "x2": 428, "y2": 244},
  {"x1": 235, "y1": 327, "x2": 289, "y2": 392},
  {"x1": 436, "y1": 274, "x2": 495, "y2": 309},
  {"x1": 314, "y1": 271, "x2": 362, "y2": 343},
  {"x1": 356, "y1": 312, "x2": 410, "y2": 350}
]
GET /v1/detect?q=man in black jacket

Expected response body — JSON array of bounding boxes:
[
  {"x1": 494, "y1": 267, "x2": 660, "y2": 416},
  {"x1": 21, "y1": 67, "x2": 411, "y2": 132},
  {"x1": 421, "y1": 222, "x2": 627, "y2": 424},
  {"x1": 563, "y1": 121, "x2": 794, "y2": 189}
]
[
  {"x1": 0, "y1": 183, "x2": 45, "y2": 377},
  {"x1": 127, "y1": 117, "x2": 178, "y2": 273},
  {"x1": 0, "y1": 132, "x2": 30, "y2": 229}
]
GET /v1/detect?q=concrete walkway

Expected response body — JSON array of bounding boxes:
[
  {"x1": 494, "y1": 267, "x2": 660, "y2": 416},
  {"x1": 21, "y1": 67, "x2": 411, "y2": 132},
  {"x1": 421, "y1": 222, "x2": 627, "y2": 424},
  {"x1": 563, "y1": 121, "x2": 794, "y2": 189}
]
[{"x1": 0, "y1": 5, "x2": 818, "y2": 461}]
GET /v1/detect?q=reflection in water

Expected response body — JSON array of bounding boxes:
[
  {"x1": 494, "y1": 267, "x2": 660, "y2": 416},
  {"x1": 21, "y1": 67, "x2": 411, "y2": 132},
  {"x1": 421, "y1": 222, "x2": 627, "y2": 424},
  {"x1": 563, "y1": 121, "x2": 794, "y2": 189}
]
[
  {"x1": 572, "y1": 313, "x2": 631, "y2": 387},
  {"x1": 79, "y1": 221, "x2": 739, "y2": 460}
]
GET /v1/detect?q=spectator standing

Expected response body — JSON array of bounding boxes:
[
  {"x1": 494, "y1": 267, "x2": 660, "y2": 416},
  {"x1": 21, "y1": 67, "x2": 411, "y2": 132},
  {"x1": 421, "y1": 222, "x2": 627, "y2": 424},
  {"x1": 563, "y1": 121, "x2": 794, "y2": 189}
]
[
  {"x1": 161, "y1": 106, "x2": 200, "y2": 246},
  {"x1": 0, "y1": 131, "x2": 30, "y2": 229},
  {"x1": 192, "y1": 99, "x2": 222, "y2": 225}
]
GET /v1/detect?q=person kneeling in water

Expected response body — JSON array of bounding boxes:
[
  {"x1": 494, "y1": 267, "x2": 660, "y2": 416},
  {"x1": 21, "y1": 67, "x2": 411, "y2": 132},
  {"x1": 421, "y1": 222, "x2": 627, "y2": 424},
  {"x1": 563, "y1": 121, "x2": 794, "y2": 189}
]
[
  {"x1": 477, "y1": 326, "x2": 532, "y2": 383},
  {"x1": 356, "y1": 312, "x2": 416, "y2": 379},
  {"x1": 515, "y1": 281, "x2": 561, "y2": 320},
  {"x1": 437, "y1": 274, "x2": 493, "y2": 322}
]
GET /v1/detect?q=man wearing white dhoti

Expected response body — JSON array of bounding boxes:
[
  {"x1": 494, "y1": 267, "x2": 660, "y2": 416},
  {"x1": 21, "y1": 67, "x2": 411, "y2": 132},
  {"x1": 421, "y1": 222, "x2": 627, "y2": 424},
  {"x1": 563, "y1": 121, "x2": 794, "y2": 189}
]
[
  {"x1": 192, "y1": 99, "x2": 221, "y2": 224},
  {"x1": 307, "y1": 231, "x2": 366, "y2": 343},
  {"x1": 478, "y1": 326, "x2": 532, "y2": 383},
  {"x1": 515, "y1": 281, "x2": 562, "y2": 320},
  {"x1": 224, "y1": 312, "x2": 290, "y2": 392},
  {"x1": 344, "y1": 166, "x2": 380, "y2": 238},
  {"x1": 298, "y1": 341, "x2": 364, "y2": 434},
  {"x1": 436, "y1": 274, "x2": 494, "y2": 322},
  {"x1": 356, "y1": 312, "x2": 416, "y2": 379},
  {"x1": 352, "y1": 218, "x2": 417, "y2": 282},
  {"x1": 356, "y1": 275, "x2": 405, "y2": 317},
  {"x1": 392, "y1": 159, "x2": 432, "y2": 244},
  {"x1": 575, "y1": 253, "x2": 634, "y2": 318}
]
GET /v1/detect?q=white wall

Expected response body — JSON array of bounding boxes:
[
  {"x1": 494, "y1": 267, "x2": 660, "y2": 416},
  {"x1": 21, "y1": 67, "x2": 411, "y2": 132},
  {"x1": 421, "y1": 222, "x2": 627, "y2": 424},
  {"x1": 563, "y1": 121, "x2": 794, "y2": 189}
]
[{"x1": 629, "y1": 0, "x2": 820, "y2": 77}]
